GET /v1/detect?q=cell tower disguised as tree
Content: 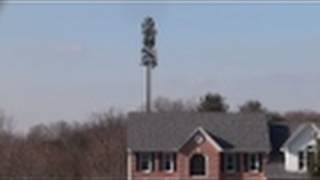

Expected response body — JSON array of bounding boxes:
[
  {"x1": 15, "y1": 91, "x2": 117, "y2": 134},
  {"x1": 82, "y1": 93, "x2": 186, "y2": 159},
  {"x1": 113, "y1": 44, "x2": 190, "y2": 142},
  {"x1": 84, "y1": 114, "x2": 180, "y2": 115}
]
[{"x1": 141, "y1": 17, "x2": 157, "y2": 113}]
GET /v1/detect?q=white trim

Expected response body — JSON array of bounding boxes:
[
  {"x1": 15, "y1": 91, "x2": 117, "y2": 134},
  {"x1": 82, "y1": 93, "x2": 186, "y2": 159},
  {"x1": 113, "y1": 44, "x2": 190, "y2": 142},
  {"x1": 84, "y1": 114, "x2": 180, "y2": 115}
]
[
  {"x1": 281, "y1": 123, "x2": 320, "y2": 152},
  {"x1": 139, "y1": 152, "x2": 153, "y2": 174},
  {"x1": 127, "y1": 148, "x2": 132, "y2": 180},
  {"x1": 298, "y1": 150, "x2": 307, "y2": 172},
  {"x1": 160, "y1": 153, "x2": 175, "y2": 173},
  {"x1": 281, "y1": 124, "x2": 307, "y2": 151},
  {"x1": 297, "y1": 145, "x2": 317, "y2": 172},
  {"x1": 188, "y1": 153, "x2": 209, "y2": 178},
  {"x1": 311, "y1": 123, "x2": 320, "y2": 136},
  {"x1": 224, "y1": 153, "x2": 236, "y2": 173},
  {"x1": 247, "y1": 153, "x2": 260, "y2": 173},
  {"x1": 206, "y1": 155, "x2": 209, "y2": 178},
  {"x1": 178, "y1": 126, "x2": 222, "y2": 152}
]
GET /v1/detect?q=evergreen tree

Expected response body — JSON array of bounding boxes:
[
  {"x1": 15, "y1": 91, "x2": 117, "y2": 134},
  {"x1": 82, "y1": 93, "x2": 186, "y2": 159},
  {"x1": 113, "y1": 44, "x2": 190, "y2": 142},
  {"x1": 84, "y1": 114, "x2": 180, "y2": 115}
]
[
  {"x1": 197, "y1": 93, "x2": 229, "y2": 112},
  {"x1": 239, "y1": 100, "x2": 265, "y2": 113}
]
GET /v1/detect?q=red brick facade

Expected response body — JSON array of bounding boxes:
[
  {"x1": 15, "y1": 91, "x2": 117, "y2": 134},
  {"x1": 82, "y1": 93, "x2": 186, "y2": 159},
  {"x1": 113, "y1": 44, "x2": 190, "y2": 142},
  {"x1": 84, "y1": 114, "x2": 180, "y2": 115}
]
[
  {"x1": 220, "y1": 152, "x2": 267, "y2": 180},
  {"x1": 128, "y1": 137, "x2": 267, "y2": 180}
]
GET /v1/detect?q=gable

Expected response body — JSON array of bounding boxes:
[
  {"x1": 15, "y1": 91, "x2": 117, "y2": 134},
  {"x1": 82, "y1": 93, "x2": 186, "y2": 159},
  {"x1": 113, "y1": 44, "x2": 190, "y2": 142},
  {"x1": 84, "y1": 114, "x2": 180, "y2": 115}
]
[
  {"x1": 178, "y1": 127, "x2": 222, "y2": 152},
  {"x1": 281, "y1": 123, "x2": 320, "y2": 152}
]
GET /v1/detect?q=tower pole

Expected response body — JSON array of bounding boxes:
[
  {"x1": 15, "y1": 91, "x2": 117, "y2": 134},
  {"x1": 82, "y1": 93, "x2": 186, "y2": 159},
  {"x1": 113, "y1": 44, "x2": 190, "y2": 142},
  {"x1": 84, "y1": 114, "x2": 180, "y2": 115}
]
[
  {"x1": 146, "y1": 64, "x2": 152, "y2": 113},
  {"x1": 141, "y1": 17, "x2": 157, "y2": 113}
]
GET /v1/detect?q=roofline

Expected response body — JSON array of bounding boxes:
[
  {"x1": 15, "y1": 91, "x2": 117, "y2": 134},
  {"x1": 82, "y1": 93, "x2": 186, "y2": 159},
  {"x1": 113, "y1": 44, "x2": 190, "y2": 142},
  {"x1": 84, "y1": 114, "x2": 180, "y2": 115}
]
[
  {"x1": 281, "y1": 123, "x2": 320, "y2": 151},
  {"x1": 177, "y1": 126, "x2": 223, "y2": 152},
  {"x1": 311, "y1": 123, "x2": 320, "y2": 133},
  {"x1": 222, "y1": 149, "x2": 270, "y2": 153}
]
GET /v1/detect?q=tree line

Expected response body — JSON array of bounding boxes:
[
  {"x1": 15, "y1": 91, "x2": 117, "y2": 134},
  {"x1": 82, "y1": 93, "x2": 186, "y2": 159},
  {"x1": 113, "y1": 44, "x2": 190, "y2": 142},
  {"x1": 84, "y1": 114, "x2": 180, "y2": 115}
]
[
  {"x1": 153, "y1": 93, "x2": 267, "y2": 113},
  {"x1": 0, "y1": 92, "x2": 318, "y2": 178}
]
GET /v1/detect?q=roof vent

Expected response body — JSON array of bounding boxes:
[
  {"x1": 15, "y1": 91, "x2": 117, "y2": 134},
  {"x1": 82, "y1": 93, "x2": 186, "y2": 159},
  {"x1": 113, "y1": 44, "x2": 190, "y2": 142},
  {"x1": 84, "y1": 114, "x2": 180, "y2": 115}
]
[{"x1": 194, "y1": 134, "x2": 205, "y2": 144}]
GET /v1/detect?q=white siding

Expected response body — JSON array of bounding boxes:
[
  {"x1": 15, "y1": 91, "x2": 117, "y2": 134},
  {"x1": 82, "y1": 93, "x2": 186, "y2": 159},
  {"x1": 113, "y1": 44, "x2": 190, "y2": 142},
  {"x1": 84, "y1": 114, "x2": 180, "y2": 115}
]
[
  {"x1": 284, "y1": 150, "x2": 299, "y2": 172},
  {"x1": 283, "y1": 124, "x2": 318, "y2": 172}
]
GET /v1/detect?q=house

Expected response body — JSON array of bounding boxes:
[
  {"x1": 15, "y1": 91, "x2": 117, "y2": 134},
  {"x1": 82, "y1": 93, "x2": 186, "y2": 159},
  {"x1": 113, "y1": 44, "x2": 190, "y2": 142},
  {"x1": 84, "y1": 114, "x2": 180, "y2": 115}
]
[
  {"x1": 127, "y1": 113, "x2": 270, "y2": 180},
  {"x1": 267, "y1": 120, "x2": 319, "y2": 179},
  {"x1": 281, "y1": 123, "x2": 319, "y2": 172},
  {"x1": 127, "y1": 112, "x2": 319, "y2": 180}
]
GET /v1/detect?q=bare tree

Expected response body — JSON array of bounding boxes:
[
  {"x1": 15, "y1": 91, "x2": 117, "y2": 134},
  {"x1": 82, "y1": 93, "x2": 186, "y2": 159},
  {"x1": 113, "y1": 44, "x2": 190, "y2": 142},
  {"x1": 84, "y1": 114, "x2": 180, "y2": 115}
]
[
  {"x1": 284, "y1": 110, "x2": 320, "y2": 121},
  {"x1": 152, "y1": 96, "x2": 196, "y2": 112}
]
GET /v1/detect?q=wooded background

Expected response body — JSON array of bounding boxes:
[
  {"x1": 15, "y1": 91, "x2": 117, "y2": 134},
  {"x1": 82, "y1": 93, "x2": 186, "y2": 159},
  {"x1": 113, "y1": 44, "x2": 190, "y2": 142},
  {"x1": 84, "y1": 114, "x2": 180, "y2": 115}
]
[{"x1": 0, "y1": 93, "x2": 318, "y2": 179}]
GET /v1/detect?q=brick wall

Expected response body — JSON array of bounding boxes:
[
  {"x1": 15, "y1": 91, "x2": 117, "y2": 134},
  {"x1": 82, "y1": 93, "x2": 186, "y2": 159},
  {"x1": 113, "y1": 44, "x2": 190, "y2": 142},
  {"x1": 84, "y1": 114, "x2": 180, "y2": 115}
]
[
  {"x1": 129, "y1": 140, "x2": 267, "y2": 180},
  {"x1": 130, "y1": 151, "x2": 180, "y2": 180},
  {"x1": 129, "y1": 136, "x2": 221, "y2": 180},
  {"x1": 220, "y1": 153, "x2": 268, "y2": 180},
  {"x1": 179, "y1": 136, "x2": 221, "y2": 179}
]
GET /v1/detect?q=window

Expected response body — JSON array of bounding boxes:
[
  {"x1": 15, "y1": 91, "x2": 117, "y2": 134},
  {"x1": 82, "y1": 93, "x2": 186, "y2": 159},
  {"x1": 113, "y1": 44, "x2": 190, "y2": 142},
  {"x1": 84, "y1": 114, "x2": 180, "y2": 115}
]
[
  {"x1": 224, "y1": 153, "x2": 236, "y2": 173},
  {"x1": 248, "y1": 154, "x2": 261, "y2": 172},
  {"x1": 298, "y1": 146, "x2": 316, "y2": 171},
  {"x1": 298, "y1": 151, "x2": 305, "y2": 170},
  {"x1": 190, "y1": 154, "x2": 206, "y2": 176},
  {"x1": 137, "y1": 153, "x2": 154, "y2": 173},
  {"x1": 160, "y1": 153, "x2": 176, "y2": 172},
  {"x1": 307, "y1": 146, "x2": 316, "y2": 171}
]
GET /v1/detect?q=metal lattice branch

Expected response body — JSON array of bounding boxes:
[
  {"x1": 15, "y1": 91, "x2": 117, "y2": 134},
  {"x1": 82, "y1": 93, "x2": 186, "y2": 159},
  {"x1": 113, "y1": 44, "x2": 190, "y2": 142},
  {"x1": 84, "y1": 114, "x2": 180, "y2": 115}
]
[{"x1": 141, "y1": 17, "x2": 157, "y2": 68}]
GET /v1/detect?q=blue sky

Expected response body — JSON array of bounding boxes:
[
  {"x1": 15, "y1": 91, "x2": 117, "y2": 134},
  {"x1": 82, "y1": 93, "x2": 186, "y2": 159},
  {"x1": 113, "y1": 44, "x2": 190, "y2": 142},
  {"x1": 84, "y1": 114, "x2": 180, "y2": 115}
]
[{"x1": 1, "y1": 3, "x2": 320, "y2": 130}]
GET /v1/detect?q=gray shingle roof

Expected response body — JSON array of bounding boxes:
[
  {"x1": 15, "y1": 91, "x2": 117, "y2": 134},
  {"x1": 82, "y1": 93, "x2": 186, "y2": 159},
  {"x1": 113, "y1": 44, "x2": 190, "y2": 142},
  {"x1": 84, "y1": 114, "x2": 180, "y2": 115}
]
[{"x1": 127, "y1": 112, "x2": 271, "y2": 152}]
